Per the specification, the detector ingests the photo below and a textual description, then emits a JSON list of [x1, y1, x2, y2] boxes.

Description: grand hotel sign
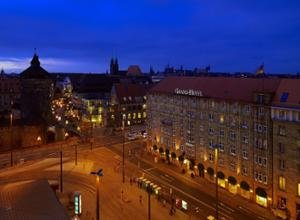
[[174, 88, 203, 97]]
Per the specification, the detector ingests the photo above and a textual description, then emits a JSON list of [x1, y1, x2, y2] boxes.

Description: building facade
[[271, 79, 300, 220], [20, 53, 54, 125], [146, 76, 298, 214], [0, 69, 20, 117], [109, 83, 147, 128]]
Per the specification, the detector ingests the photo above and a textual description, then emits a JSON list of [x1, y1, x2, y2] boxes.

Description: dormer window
[[128, 96, 132, 101], [280, 92, 289, 103], [123, 97, 126, 101], [256, 94, 265, 104]]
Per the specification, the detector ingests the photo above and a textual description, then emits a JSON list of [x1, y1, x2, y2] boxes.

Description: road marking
[[144, 167, 156, 171], [144, 170, 233, 220]]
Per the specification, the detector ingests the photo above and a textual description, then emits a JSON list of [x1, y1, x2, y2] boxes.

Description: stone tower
[[20, 53, 53, 125]]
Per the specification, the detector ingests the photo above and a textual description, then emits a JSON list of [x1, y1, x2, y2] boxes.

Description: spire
[[256, 63, 265, 75], [0, 68, 4, 75], [30, 50, 40, 67]]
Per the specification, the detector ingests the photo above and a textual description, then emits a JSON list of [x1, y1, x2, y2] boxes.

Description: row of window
[[279, 176, 300, 197]]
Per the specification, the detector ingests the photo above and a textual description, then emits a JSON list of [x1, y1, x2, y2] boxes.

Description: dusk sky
[[0, 0, 299, 73]]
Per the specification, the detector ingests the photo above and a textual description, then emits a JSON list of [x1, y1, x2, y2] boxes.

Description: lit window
[[127, 113, 131, 119], [143, 112, 146, 118], [220, 115, 224, 123], [138, 112, 141, 119], [133, 113, 136, 119], [142, 104, 146, 109], [279, 176, 286, 191], [298, 183, 300, 196]]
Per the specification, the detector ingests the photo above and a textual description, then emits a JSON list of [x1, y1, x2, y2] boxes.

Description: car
[[127, 133, 137, 140], [142, 132, 147, 138]]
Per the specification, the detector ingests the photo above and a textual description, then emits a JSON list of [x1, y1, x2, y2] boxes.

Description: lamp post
[[10, 111, 13, 167], [91, 169, 103, 220], [60, 132, 68, 193], [147, 185, 151, 220], [122, 116, 125, 183], [214, 147, 219, 220], [75, 144, 78, 165]]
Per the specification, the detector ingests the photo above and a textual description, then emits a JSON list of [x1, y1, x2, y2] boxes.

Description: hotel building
[[271, 79, 300, 219], [146, 76, 300, 219]]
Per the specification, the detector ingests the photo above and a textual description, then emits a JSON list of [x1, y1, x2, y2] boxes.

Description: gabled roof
[[20, 54, 49, 79], [272, 79, 300, 108], [150, 76, 281, 103]]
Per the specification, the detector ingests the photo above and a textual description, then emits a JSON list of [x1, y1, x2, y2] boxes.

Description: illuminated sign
[[182, 200, 188, 210], [74, 192, 82, 215], [174, 88, 203, 97]]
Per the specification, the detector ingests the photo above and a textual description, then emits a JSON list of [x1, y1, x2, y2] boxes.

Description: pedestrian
[[130, 177, 132, 185], [139, 195, 142, 204]]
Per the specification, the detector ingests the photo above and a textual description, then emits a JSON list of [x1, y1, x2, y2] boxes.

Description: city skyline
[[0, 0, 300, 73]]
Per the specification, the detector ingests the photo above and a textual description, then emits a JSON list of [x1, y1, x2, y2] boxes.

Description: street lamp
[[59, 132, 69, 193], [91, 169, 103, 220], [147, 185, 152, 220], [214, 146, 219, 220], [122, 115, 125, 183], [10, 112, 13, 167]]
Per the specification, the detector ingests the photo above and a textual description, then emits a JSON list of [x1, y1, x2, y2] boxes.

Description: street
[[0, 134, 274, 220]]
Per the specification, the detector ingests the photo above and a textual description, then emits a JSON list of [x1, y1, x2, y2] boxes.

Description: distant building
[[0, 69, 20, 118], [271, 79, 300, 220], [108, 83, 148, 128], [127, 65, 142, 76], [20, 53, 54, 125]]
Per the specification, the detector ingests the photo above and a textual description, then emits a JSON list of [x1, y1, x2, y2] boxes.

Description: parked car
[[127, 133, 137, 140]]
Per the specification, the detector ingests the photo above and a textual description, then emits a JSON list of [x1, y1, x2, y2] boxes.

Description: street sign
[[74, 192, 82, 215]]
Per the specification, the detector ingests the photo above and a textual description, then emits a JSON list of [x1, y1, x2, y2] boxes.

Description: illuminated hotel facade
[[146, 76, 300, 219]]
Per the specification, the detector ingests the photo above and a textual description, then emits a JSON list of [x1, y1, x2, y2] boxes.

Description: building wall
[[0, 74, 20, 112], [21, 78, 53, 124], [147, 92, 273, 208], [272, 108, 300, 219]]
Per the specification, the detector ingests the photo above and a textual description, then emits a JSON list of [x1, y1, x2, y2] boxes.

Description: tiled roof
[[272, 79, 300, 108], [127, 65, 142, 76], [115, 83, 147, 103], [150, 76, 281, 103], [20, 54, 49, 79], [0, 179, 68, 220]]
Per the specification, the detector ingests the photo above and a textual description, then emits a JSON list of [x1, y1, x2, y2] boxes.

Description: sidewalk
[[140, 152, 275, 220]]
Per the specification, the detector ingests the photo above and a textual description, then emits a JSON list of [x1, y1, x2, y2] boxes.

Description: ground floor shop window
[[255, 187, 267, 207]]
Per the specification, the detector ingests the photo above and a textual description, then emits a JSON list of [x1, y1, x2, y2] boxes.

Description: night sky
[[0, 0, 299, 73]]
